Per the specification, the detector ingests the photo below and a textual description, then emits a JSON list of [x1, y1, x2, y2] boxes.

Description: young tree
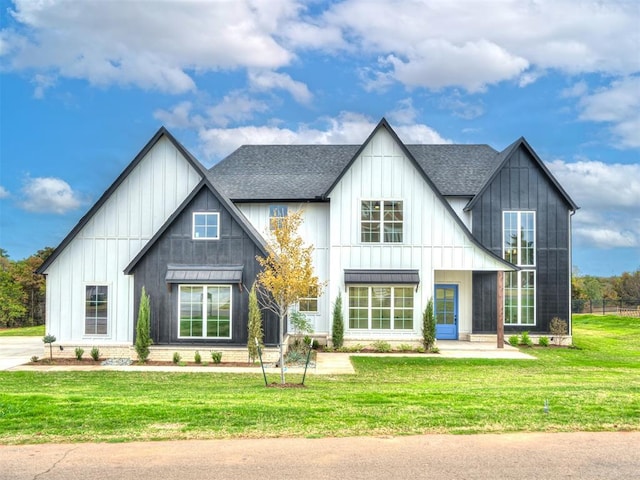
[[247, 283, 264, 363], [255, 210, 321, 384], [135, 287, 152, 362], [331, 292, 344, 348], [422, 297, 436, 351]]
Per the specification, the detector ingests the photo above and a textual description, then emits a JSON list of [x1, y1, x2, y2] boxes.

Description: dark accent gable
[[128, 187, 277, 346], [470, 144, 573, 333]]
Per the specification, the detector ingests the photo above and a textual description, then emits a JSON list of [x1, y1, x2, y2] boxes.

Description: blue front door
[[435, 284, 458, 340]]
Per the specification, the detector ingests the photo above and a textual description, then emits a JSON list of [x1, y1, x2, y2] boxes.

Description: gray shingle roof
[[209, 143, 500, 200]]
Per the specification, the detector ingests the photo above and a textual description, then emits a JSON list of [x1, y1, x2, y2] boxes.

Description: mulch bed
[[28, 358, 258, 367]]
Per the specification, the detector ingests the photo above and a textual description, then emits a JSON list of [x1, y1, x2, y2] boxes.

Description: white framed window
[[503, 211, 536, 325], [192, 212, 220, 240], [348, 286, 413, 330], [361, 200, 403, 243], [178, 285, 232, 338], [85, 285, 109, 335], [299, 285, 318, 313], [505, 271, 536, 325], [269, 205, 288, 231], [503, 211, 535, 266]]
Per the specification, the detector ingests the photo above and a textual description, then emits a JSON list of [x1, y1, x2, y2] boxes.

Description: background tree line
[[572, 267, 640, 313], [0, 247, 53, 328]]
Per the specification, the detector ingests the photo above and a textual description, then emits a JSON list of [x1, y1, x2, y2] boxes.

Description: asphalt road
[[1, 432, 639, 480], [0, 336, 43, 370]]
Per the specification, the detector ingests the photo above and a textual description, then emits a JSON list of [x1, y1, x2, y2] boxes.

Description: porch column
[[497, 271, 504, 348]]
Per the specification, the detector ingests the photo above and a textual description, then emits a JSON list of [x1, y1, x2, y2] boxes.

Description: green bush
[[398, 343, 414, 352], [520, 331, 533, 347], [332, 292, 344, 348], [74, 347, 84, 360], [194, 351, 201, 364], [247, 283, 263, 363], [135, 286, 152, 363], [372, 340, 392, 353], [172, 352, 181, 364], [90, 347, 100, 361], [43, 333, 56, 361], [508, 335, 519, 347], [211, 351, 222, 364], [30, 355, 39, 363], [538, 336, 550, 347]]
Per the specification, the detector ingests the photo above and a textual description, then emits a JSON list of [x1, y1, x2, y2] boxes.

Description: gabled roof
[[464, 137, 579, 212], [209, 125, 500, 200], [37, 127, 209, 274], [124, 175, 268, 275]]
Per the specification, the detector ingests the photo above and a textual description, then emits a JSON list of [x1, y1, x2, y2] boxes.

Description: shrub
[[247, 283, 263, 363], [135, 286, 152, 362], [90, 347, 100, 361], [415, 346, 426, 353], [372, 340, 392, 353], [538, 336, 550, 347], [422, 298, 436, 351], [74, 347, 84, 360], [550, 317, 569, 345], [520, 331, 533, 347], [43, 333, 56, 361], [430, 346, 440, 354], [211, 351, 222, 364], [194, 351, 201, 364], [508, 335, 519, 347], [172, 352, 181, 364], [312, 339, 320, 350], [332, 292, 344, 348], [398, 343, 414, 352], [290, 310, 313, 335], [30, 355, 39, 363]]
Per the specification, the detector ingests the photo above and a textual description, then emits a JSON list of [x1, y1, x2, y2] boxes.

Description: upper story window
[[269, 205, 288, 231], [361, 200, 403, 243], [193, 212, 219, 240], [85, 285, 108, 335], [503, 211, 535, 266]]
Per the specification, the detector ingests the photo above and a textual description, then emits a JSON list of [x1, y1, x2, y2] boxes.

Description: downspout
[[568, 209, 576, 337]]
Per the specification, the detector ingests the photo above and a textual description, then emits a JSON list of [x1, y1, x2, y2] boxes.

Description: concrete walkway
[[3, 339, 533, 374]]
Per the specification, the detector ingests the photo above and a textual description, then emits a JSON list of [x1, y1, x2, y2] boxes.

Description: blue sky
[[1, 0, 638, 276]]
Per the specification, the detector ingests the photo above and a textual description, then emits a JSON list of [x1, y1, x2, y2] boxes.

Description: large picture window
[[503, 211, 536, 325], [179, 285, 231, 338], [361, 200, 403, 243], [192, 212, 220, 240], [85, 285, 108, 335], [348, 286, 413, 330]]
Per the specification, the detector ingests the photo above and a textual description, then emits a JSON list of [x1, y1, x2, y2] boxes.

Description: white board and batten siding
[[328, 128, 508, 340], [237, 203, 331, 333], [43, 136, 203, 343]]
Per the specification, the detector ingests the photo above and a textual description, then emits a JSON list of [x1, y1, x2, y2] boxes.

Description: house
[[37, 118, 577, 359]]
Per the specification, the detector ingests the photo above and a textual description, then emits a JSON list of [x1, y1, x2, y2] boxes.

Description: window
[[269, 205, 288, 231], [179, 285, 231, 338], [192, 212, 219, 240], [348, 286, 413, 330], [299, 285, 318, 313], [503, 211, 536, 325], [503, 211, 535, 266], [85, 285, 108, 335], [361, 200, 403, 243]]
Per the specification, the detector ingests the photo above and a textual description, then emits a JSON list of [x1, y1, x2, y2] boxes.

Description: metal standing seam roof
[[165, 265, 243, 284], [344, 269, 420, 285], [209, 144, 500, 200]]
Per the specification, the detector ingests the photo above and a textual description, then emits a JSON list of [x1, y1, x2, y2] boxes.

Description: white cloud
[[248, 70, 312, 104], [547, 159, 640, 249], [577, 77, 640, 148], [0, 186, 9, 199], [199, 111, 449, 162], [207, 92, 270, 127], [153, 101, 201, 130], [20, 177, 83, 214]]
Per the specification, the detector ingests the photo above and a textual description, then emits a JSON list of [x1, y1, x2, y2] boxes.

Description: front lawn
[[0, 314, 638, 444], [0, 325, 45, 337]]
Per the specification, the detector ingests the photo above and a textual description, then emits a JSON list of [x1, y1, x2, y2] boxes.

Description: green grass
[[0, 325, 45, 336], [0, 314, 638, 444]]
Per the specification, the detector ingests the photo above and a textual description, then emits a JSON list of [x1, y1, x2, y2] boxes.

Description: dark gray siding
[[471, 146, 572, 333], [130, 187, 278, 346]]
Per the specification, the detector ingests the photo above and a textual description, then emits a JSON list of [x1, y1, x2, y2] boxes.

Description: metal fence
[[573, 299, 640, 316]]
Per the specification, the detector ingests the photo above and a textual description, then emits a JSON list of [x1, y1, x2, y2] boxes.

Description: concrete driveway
[[0, 336, 43, 370], [1, 432, 639, 480]]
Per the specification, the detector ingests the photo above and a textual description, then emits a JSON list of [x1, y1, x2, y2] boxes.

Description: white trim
[[192, 212, 220, 240], [177, 284, 232, 339], [502, 210, 536, 267], [83, 283, 111, 338]]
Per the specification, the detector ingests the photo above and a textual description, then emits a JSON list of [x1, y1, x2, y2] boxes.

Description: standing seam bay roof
[[209, 144, 500, 200]]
